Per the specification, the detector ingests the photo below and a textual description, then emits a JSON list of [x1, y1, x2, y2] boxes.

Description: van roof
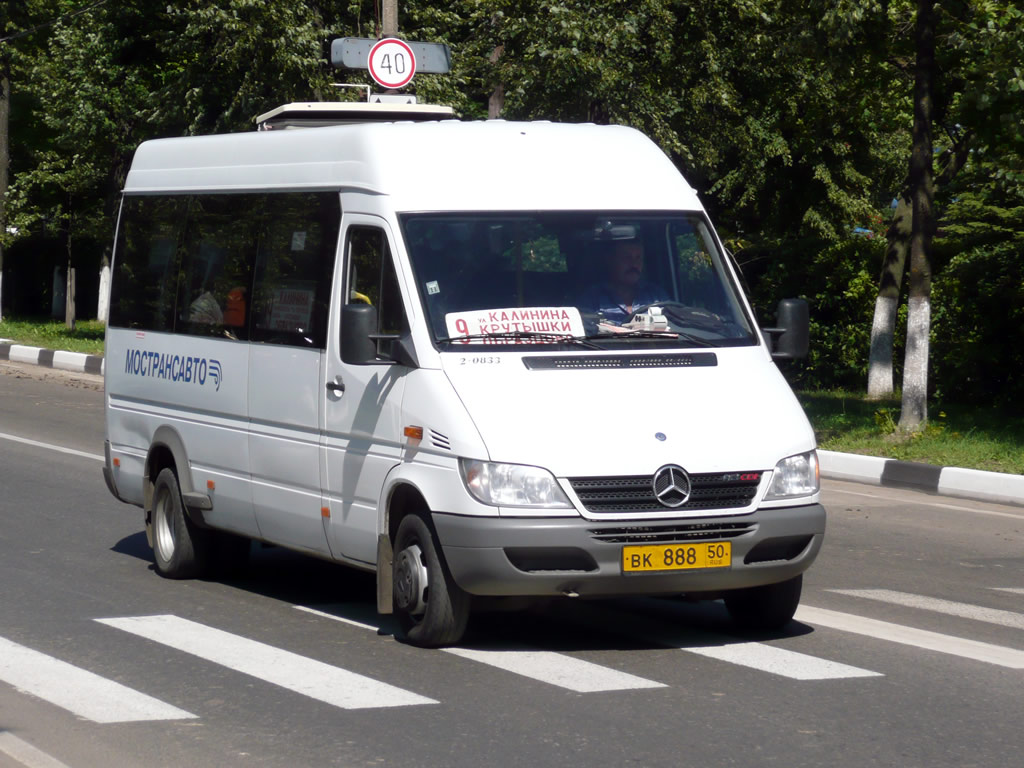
[[124, 120, 702, 213]]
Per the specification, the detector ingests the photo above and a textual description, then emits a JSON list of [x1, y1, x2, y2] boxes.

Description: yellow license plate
[[622, 541, 732, 573]]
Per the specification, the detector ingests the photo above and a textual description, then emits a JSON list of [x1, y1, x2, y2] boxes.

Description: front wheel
[[724, 574, 802, 631], [151, 467, 211, 579], [392, 513, 470, 648]]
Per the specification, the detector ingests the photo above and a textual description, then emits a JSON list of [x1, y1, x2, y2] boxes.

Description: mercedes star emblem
[[652, 464, 692, 508]]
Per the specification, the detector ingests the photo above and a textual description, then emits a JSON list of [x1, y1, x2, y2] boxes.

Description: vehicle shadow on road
[[110, 533, 815, 653], [110, 531, 152, 562]]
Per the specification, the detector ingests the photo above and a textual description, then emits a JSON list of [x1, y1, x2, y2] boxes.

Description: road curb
[[819, 449, 1024, 508], [0, 341, 105, 376]]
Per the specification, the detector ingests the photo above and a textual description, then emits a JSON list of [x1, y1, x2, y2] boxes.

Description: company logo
[[124, 349, 223, 391], [208, 359, 223, 391], [652, 464, 691, 508]]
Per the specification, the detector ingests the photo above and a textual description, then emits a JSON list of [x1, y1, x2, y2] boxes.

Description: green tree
[[865, 1, 1024, 427]]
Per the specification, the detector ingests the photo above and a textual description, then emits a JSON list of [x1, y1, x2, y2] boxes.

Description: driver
[[580, 238, 665, 324]]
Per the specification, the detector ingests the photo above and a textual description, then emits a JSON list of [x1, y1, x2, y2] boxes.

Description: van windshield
[[400, 213, 758, 350]]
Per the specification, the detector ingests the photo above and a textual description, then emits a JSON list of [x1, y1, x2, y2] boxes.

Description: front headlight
[[459, 459, 573, 508], [764, 451, 820, 500]]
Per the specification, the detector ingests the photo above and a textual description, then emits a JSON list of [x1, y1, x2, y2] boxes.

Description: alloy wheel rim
[[153, 490, 176, 563], [395, 543, 429, 617]]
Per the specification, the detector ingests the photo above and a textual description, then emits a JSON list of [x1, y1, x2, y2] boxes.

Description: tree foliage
[[1, 0, 1021, 413]]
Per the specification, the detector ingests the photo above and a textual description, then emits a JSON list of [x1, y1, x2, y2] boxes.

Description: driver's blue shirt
[[579, 282, 667, 324]]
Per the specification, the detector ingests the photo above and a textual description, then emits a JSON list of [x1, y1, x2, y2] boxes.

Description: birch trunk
[[97, 263, 111, 324], [900, 294, 931, 426], [898, 0, 936, 432], [867, 193, 912, 398]]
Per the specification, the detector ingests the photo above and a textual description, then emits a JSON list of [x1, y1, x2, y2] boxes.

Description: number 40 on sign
[[368, 38, 417, 89]]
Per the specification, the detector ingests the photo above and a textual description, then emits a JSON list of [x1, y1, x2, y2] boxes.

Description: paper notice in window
[[269, 287, 314, 331]]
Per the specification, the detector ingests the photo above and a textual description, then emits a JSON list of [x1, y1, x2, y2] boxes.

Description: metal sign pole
[[382, 0, 398, 38]]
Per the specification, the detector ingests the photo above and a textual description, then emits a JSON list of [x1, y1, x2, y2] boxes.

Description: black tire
[[724, 574, 802, 631], [151, 467, 211, 579], [392, 513, 470, 648]]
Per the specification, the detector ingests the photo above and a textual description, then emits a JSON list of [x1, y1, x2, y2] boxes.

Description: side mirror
[[341, 303, 419, 368], [341, 304, 378, 365], [762, 298, 809, 362]]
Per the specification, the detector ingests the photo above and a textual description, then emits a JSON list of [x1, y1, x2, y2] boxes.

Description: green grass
[[799, 390, 1024, 475], [0, 316, 106, 356]]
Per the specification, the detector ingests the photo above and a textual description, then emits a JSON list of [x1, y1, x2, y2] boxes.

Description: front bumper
[[433, 503, 825, 598]]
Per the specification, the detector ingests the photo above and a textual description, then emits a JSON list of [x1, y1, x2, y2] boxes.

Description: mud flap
[[376, 533, 394, 614]]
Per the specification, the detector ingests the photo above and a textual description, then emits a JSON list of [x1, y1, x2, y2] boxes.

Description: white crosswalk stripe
[[443, 647, 666, 692], [296, 605, 665, 692], [96, 615, 436, 710], [680, 641, 882, 680], [992, 587, 1024, 595], [829, 589, 1024, 630], [0, 635, 196, 723], [0, 733, 74, 768], [796, 605, 1024, 669]]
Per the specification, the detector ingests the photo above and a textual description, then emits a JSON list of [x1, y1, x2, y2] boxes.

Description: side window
[[109, 196, 187, 331], [251, 193, 340, 348], [177, 195, 259, 339], [671, 221, 721, 312], [346, 226, 408, 357]]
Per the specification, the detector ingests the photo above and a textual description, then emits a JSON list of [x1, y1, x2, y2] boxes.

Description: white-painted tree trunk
[[97, 264, 111, 324], [867, 293, 899, 398], [899, 294, 930, 429]]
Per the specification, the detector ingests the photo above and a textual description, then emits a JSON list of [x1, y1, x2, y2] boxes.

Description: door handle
[[326, 377, 345, 394]]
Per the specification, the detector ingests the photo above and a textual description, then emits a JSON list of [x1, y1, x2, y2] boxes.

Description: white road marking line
[[681, 642, 882, 680], [992, 587, 1024, 595], [796, 605, 1024, 669], [825, 487, 1024, 520], [295, 605, 379, 632], [97, 615, 436, 710], [298, 605, 666, 692], [0, 733, 73, 768], [0, 431, 103, 462], [829, 589, 1024, 631], [0, 636, 196, 724], [444, 647, 667, 692]]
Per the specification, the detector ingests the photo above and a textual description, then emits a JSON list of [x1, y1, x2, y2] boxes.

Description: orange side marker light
[[404, 425, 424, 441]]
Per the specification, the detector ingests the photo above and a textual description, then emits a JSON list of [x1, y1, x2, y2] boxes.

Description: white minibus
[[103, 107, 824, 647]]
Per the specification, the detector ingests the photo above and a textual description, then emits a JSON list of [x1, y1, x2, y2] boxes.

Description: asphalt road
[[1, 360, 1022, 768]]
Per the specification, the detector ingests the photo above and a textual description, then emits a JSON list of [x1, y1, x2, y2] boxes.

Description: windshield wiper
[[438, 331, 602, 349], [579, 329, 719, 348]]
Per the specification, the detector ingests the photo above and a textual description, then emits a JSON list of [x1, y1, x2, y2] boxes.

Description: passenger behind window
[[222, 287, 247, 326], [188, 290, 223, 324]]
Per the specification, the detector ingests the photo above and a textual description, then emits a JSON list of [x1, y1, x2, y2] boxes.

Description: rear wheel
[[393, 513, 470, 647], [151, 467, 211, 579], [724, 574, 802, 631]]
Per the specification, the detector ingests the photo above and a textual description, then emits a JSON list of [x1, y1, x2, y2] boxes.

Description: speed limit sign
[[368, 38, 417, 89]]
